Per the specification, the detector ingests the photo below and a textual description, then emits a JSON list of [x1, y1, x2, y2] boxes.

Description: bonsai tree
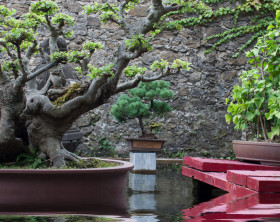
[[110, 80, 174, 138], [225, 11, 280, 142], [0, 0, 279, 167]]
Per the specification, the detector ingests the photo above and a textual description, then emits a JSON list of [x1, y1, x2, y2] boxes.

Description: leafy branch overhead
[[124, 59, 190, 78]]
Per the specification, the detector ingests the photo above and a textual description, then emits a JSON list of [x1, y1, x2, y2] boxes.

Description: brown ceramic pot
[[0, 159, 133, 215], [233, 140, 280, 166], [126, 138, 166, 152]]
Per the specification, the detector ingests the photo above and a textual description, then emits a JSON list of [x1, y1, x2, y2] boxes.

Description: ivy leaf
[[267, 127, 280, 140], [246, 112, 255, 121], [254, 97, 264, 109], [276, 10, 280, 21], [225, 114, 232, 124]]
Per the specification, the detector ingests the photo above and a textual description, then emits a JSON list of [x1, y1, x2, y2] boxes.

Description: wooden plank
[[183, 157, 280, 172], [227, 170, 280, 186], [247, 176, 280, 192], [182, 166, 256, 196]]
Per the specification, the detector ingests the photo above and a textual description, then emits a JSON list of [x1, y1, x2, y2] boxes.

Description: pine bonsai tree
[[111, 80, 174, 137]]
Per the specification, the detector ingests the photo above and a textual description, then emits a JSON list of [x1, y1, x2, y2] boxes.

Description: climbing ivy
[[158, 0, 280, 57]]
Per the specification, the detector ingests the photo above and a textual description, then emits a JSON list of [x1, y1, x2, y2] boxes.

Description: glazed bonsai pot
[[0, 159, 133, 215], [233, 140, 280, 166], [126, 138, 166, 152]]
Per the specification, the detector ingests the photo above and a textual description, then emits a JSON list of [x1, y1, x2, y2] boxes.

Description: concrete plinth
[[130, 152, 156, 172]]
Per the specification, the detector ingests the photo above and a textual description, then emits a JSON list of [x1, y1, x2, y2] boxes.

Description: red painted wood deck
[[182, 157, 280, 221], [183, 157, 280, 193]]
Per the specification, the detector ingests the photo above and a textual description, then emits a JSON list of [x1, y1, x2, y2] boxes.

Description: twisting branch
[[26, 62, 57, 81], [129, 0, 165, 35], [42, 73, 112, 119], [25, 41, 38, 60], [15, 44, 30, 81], [164, 4, 184, 13], [45, 14, 56, 33], [118, 0, 130, 29], [124, 47, 148, 60], [113, 67, 180, 94], [107, 3, 117, 14]]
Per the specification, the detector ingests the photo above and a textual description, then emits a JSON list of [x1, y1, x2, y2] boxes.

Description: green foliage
[[151, 59, 191, 72], [15, 147, 45, 169], [23, 12, 46, 29], [50, 51, 68, 63], [30, 1, 74, 37], [111, 80, 174, 135], [149, 121, 163, 133], [83, 41, 103, 53], [5, 28, 35, 46], [74, 67, 82, 75], [226, 11, 280, 141], [2, 60, 20, 74], [87, 63, 114, 79], [130, 80, 174, 100], [83, 3, 120, 24], [0, 5, 15, 18], [51, 13, 75, 26], [111, 94, 150, 122], [123, 65, 147, 77], [64, 158, 117, 169], [30, 0, 59, 16], [95, 137, 117, 157], [126, 34, 153, 51], [68, 51, 86, 63], [151, 59, 169, 71], [172, 59, 191, 70], [158, 0, 280, 57]]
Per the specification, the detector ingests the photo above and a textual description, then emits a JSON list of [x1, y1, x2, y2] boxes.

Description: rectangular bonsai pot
[[126, 138, 166, 152]]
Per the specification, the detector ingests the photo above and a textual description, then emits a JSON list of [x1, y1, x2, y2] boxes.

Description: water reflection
[[127, 162, 195, 222], [182, 191, 280, 221], [0, 215, 120, 222], [0, 162, 196, 221]]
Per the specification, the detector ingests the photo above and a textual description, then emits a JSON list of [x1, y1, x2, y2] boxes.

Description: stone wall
[[2, 0, 251, 158]]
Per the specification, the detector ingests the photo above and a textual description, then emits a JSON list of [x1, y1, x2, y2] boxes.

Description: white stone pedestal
[[130, 152, 156, 172]]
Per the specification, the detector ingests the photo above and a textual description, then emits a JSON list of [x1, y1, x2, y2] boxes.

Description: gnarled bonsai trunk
[[26, 116, 80, 167]]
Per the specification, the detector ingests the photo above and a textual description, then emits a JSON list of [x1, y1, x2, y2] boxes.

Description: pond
[[126, 162, 195, 222], [0, 161, 223, 222]]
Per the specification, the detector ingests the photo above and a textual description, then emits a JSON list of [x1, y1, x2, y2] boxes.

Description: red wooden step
[[182, 166, 256, 196], [227, 170, 280, 186], [247, 176, 280, 192], [183, 157, 280, 172]]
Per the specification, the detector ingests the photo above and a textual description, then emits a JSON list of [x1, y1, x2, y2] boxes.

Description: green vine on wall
[[85, 0, 280, 57], [158, 0, 280, 57]]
